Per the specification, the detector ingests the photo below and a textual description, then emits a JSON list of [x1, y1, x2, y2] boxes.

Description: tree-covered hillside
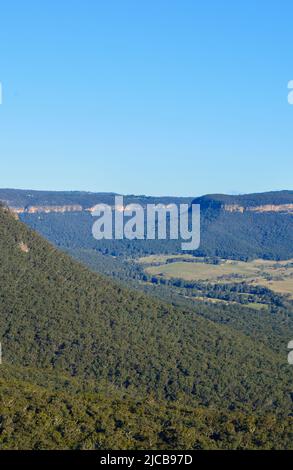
[[0, 206, 292, 449], [1, 364, 292, 450], [192, 191, 293, 208], [10, 189, 293, 260], [196, 210, 293, 260]]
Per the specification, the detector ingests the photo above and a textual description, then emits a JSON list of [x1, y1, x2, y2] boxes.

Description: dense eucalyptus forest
[[0, 204, 292, 449]]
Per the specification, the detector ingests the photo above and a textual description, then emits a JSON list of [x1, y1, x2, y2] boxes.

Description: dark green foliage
[[21, 211, 183, 256], [0, 206, 293, 449], [12, 190, 293, 260], [196, 211, 293, 260], [1, 364, 292, 450], [63, 248, 293, 358]]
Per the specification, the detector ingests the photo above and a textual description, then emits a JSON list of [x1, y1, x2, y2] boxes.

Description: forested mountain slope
[[0, 206, 292, 448], [2, 189, 292, 259], [0, 206, 292, 410], [193, 193, 293, 259], [1, 364, 292, 450]]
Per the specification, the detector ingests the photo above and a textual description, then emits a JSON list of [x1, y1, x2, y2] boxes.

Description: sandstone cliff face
[[11, 204, 133, 214], [85, 204, 125, 213], [224, 204, 293, 214], [249, 204, 293, 213], [8, 203, 293, 215], [10, 208, 24, 215], [19, 242, 29, 253], [10, 205, 83, 214], [224, 204, 245, 213]]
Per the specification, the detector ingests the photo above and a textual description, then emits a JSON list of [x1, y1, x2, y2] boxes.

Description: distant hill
[[1, 188, 292, 212], [193, 191, 293, 209], [1, 189, 293, 260], [192, 191, 293, 260], [0, 188, 193, 211]]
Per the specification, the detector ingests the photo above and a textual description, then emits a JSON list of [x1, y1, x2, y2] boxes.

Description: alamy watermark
[[288, 340, 293, 365], [91, 196, 200, 251], [288, 80, 293, 104]]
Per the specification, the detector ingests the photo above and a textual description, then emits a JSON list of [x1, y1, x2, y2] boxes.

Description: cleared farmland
[[141, 256, 293, 299]]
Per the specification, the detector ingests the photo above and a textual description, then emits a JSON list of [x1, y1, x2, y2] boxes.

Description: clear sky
[[0, 0, 292, 196]]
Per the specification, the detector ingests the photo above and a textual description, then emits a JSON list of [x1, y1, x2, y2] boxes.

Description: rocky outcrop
[[224, 205, 245, 213], [249, 204, 293, 213], [8, 202, 293, 216], [10, 205, 83, 214], [85, 204, 125, 213], [224, 204, 293, 214], [19, 242, 29, 253], [11, 204, 134, 214]]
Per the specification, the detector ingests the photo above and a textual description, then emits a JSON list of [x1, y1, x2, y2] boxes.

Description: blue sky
[[0, 0, 292, 196]]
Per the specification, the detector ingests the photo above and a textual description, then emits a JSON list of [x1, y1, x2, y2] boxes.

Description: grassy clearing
[[141, 256, 293, 299], [146, 260, 258, 280], [191, 296, 268, 310], [137, 254, 198, 264]]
